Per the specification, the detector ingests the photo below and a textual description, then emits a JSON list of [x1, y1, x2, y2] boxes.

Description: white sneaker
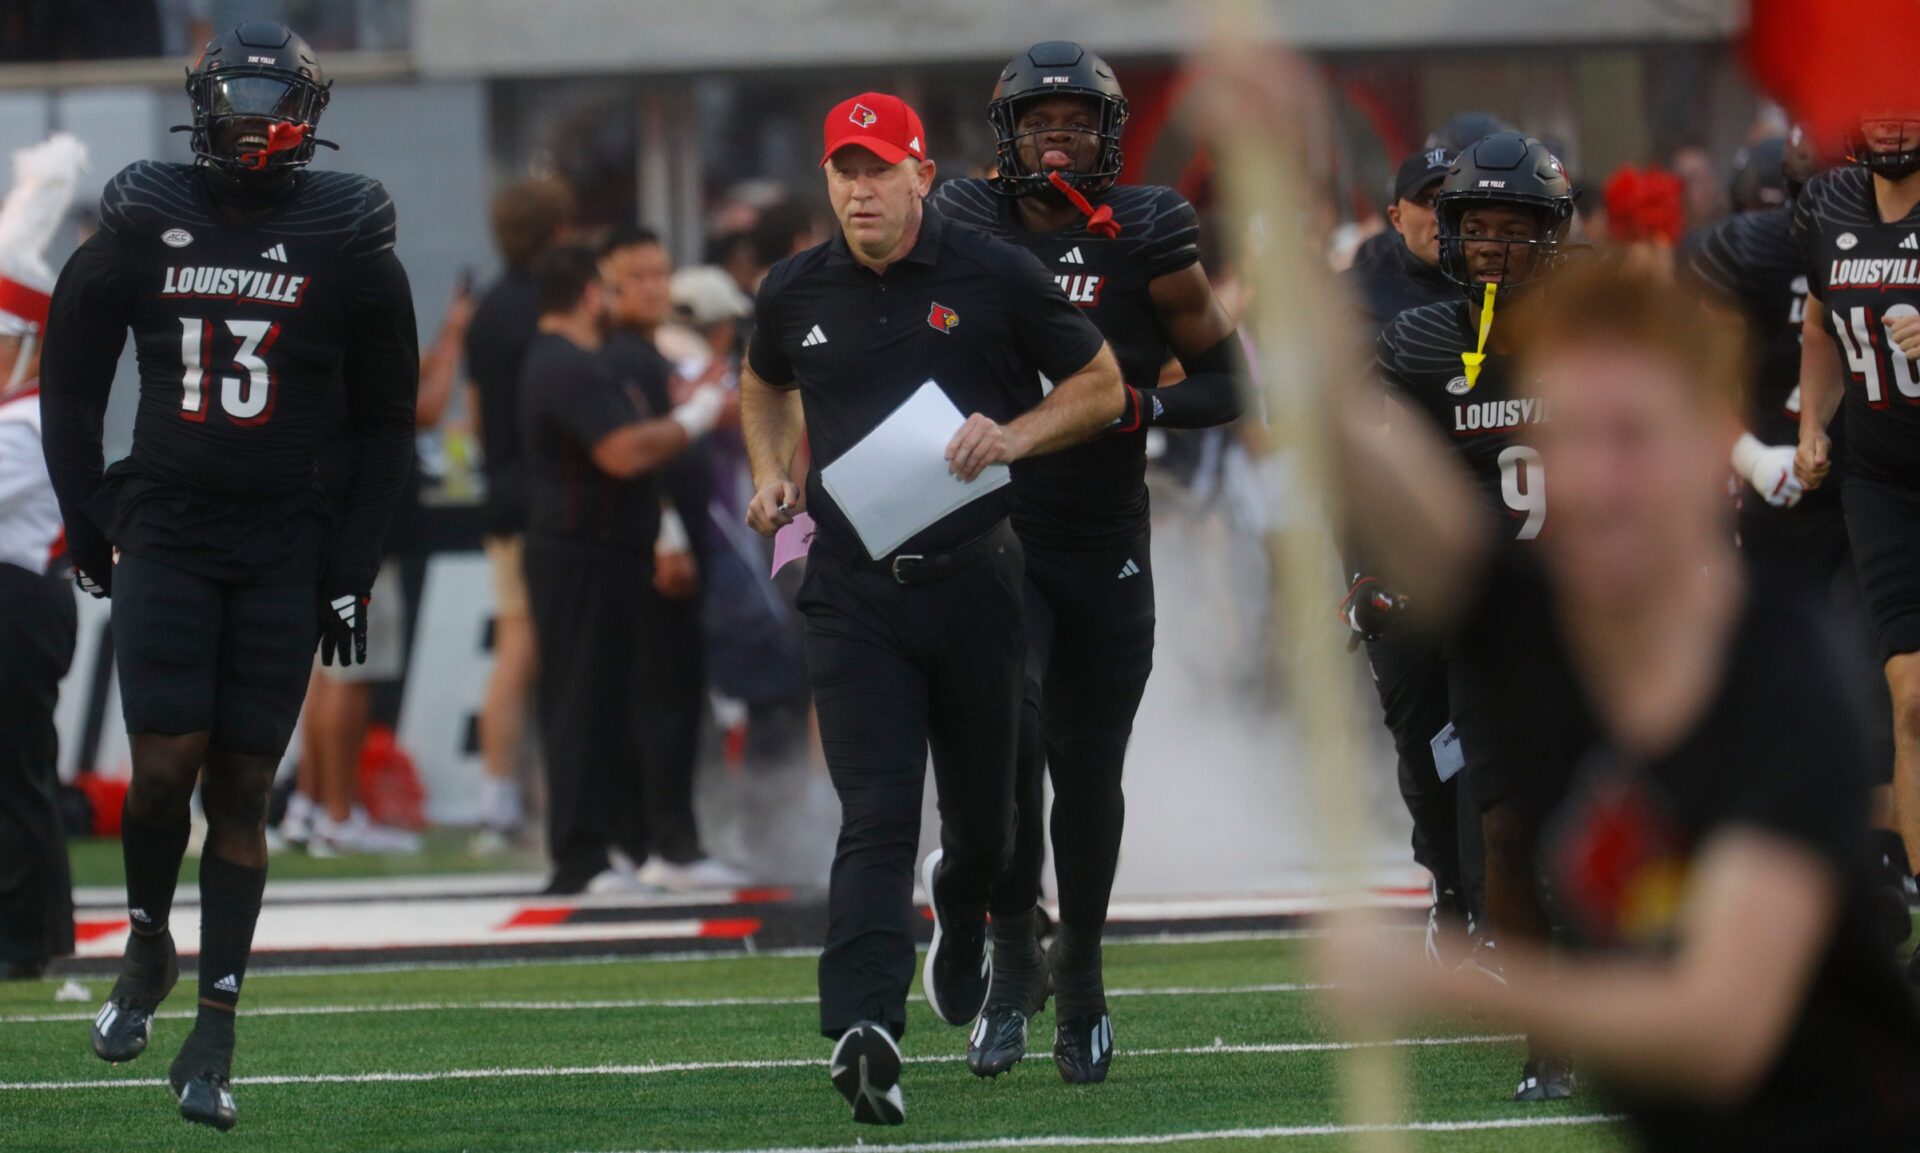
[[468, 826, 521, 856], [635, 856, 755, 892], [584, 867, 655, 895], [311, 810, 422, 855], [281, 792, 316, 847]]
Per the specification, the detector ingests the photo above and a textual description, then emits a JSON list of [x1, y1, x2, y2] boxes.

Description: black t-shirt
[[1463, 551, 1920, 1152], [746, 205, 1106, 556], [930, 177, 1199, 548], [602, 329, 712, 564], [466, 267, 540, 535], [517, 333, 658, 553], [1340, 233, 1457, 343], [39, 160, 418, 590], [1793, 166, 1920, 487]]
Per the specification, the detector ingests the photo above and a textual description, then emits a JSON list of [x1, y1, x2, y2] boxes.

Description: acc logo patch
[[1445, 374, 1473, 396], [162, 228, 193, 248], [849, 104, 877, 129], [1837, 232, 1859, 251], [927, 302, 959, 333], [1790, 274, 1809, 294]]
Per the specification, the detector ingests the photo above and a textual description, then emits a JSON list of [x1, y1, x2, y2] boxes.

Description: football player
[[1793, 110, 1920, 977], [38, 21, 417, 1129], [1372, 132, 1583, 1101], [931, 41, 1247, 1083]]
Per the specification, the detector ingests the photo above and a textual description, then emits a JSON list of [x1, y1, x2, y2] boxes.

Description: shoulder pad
[[930, 178, 1006, 233], [97, 161, 212, 237], [1110, 185, 1200, 278], [267, 171, 396, 256]]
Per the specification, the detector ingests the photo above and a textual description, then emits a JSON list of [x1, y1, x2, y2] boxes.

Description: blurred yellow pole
[[1198, 3, 1409, 1150]]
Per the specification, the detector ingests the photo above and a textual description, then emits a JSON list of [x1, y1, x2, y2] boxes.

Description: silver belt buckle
[[890, 553, 924, 583]]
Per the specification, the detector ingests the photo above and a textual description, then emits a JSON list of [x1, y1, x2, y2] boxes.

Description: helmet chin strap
[[1046, 170, 1121, 238]]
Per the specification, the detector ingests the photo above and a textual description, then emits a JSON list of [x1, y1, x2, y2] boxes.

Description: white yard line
[[628, 1114, 1624, 1153], [0, 1034, 1523, 1091], [0, 982, 1332, 1025]]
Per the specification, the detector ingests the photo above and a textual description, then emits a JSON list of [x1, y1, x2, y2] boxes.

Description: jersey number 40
[[179, 316, 279, 425], [1831, 303, 1920, 408]]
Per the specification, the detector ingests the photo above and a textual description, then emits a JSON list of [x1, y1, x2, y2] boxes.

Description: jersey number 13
[[179, 317, 280, 425]]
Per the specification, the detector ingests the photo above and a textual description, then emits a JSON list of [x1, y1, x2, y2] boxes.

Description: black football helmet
[[181, 21, 333, 184], [987, 41, 1128, 198], [1728, 137, 1789, 212], [1426, 111, 1516, 155], [1435, 133, 1575, 295], [1846, 115, 1920, 180]]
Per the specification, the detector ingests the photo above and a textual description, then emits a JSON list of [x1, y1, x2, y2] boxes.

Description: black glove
[[71, 542, 112, 599], [317, 589, 369, 667], [1340, 574, 1408, 648]]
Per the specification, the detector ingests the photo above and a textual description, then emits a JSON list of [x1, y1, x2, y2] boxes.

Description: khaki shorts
[[484, 533, 530, 619]]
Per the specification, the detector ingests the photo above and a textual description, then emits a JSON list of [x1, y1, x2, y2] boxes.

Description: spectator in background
[[599, 229, 748, 889], [466, 176, 573, 853], [517, 245, 727, 895], [1670, 141, 1728, 232]]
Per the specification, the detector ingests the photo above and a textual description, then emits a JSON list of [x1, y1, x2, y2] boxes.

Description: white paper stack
[[819, 380, 1011, 560]]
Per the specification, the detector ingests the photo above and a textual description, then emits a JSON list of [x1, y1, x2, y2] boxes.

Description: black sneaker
[[170, 1023, 238, 1131], [967, 945, 1051, 1078], [91, 929, 179, 1064], [829, 1020, 905, 1125], [1053, 1013, 1114, 1084], [920, 851, 990, 1026], [1513, 1055, 1576, 1101]]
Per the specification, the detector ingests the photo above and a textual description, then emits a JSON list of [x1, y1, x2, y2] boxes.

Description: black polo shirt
[[746, 204, 1105, 555], [517, 332, 660, 555]]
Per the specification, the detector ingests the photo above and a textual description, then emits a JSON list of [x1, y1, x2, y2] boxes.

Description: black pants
[[612, 586, 705, 866], [525, 538, 695, 883], [0, 563, 77, 971], [989, 531, 1155, 933], [1363, 631, 1461, 895], [801, 526, 1025, 1040]]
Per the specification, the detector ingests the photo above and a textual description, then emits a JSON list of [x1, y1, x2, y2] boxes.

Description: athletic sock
[[196, 852, 267, 1012], [120, 799, 191, 936], [986, 908, 1046, 1010], [1051, 922, 1107, 1021], [170, 1006, 235, 1089]]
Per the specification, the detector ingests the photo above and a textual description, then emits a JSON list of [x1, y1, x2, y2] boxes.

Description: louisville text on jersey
[[1453, 396, 1550, 435], [1826, 258, 1920, 290], [161, 265, 309, 307], [1054, 273, 1103, 307]]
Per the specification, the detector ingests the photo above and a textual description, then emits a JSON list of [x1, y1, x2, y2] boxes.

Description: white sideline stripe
[[630, 1114, 1624, 1153], [0, 1034, 1523, 1091], [0, 983, 1331, 1024]]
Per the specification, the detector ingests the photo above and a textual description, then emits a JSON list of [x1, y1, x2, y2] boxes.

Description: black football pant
[[989, 531, 1155, 937], [801, 527, 1024, 1041], [526, 538, 695, 885], [1362, 631, 1463, 897], [611, 586, 705, 866], [0, 563, 77, 972]]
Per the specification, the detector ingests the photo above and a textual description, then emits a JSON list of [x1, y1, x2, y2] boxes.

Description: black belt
[[814, 521, 1014, 586]]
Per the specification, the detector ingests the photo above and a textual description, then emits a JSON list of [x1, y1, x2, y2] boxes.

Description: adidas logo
[[1118, 558, 1141, 579], [1088, 1016, 1112, 1064], [1058, 246, 1086, 265], [128, 907, 150, 923], [802, 324, 828, 347], [214, 973, 240, 994], [260, 243, 288, 263], [1904, 234, 1919, 251]]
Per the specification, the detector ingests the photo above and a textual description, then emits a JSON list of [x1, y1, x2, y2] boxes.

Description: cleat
[[174, 1071, 238, 1131], [170, 1021, 237, 1130], [1053, 1013, 1114, 1084], [1513, 1055, 1576, 1102], [90, 930, 179, 1064], [968, 944, 1050, 1078], [829, 1020, 905, 1125], [920, 851, 990, 1026]]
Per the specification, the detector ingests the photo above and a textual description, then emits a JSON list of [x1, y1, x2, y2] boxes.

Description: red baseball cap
[[821, 92, 927, 167]]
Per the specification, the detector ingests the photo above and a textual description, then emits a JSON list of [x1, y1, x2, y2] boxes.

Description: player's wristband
[[657, 506, 690, 553], [671, 384, 726, 439]]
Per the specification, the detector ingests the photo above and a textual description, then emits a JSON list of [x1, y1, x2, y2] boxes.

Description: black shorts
[[1841, 473, 1920, 660], [111, 551, 315, 756]]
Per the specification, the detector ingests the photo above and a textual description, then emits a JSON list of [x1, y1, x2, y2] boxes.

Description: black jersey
[[1793, 166, 1920, 487], [931, 177, 1199, 548], [1376, 299, 1547, 542], [40, 161, 418, 590]]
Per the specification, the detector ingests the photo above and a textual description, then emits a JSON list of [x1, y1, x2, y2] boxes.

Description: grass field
[[64, 830, 548, 889], [0, 936, 1631, 1152]]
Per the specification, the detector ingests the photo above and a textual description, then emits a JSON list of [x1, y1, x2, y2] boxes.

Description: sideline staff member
[[741, 92, 1121, 1126]]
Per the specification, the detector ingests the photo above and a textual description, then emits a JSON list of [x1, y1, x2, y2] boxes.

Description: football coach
[[740, 91, 1122, 1125]]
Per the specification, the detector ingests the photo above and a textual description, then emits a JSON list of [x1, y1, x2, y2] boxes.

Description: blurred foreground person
[[1333, 263, 1920, 1152], [0, 134, 86, 980]]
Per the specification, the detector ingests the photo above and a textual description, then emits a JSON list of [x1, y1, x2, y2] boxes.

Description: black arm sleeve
[[1150, 331, 1248, 429], [39, 228, 131, 577], [329, 234, 419, 596]]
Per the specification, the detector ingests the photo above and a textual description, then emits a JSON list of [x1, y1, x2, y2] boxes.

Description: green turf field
[[64, 830, 546, 888], [0, 936, 1630, 1152]]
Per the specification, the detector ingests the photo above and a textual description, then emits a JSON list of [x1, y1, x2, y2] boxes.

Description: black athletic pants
[[1362, 631, 1461, 896], [989, 530, 1155, 935], [525, 537, 695, 885], [0, 563, 77, 972], [612, 586, 705, 866], [801, 526, 1025, 1041]]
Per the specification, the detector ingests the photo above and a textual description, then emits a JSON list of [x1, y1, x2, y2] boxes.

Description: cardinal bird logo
[[850, 104, 877, 129], [927, 302, 959, 333]]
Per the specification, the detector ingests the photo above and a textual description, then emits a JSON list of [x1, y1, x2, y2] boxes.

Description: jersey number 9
[[179, 316, 280, 425], [1499, 445, 1546, 540]]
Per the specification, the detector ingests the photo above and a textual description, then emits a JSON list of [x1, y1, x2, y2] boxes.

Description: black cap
[[1393, 146, 1453, 203]]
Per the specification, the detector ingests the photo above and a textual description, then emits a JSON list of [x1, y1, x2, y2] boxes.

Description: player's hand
[[1339, 574, 1408, 646], [71, 543, 112, 599], [1888, 312, 1920, 362], [317, 590, 369, 667], [746, 478, 799, 537], [654, 547, 699, 600], [1794, 428, 1832, 490], [1743, 444, 1804, 508], [946, 413, 1020, 482]]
